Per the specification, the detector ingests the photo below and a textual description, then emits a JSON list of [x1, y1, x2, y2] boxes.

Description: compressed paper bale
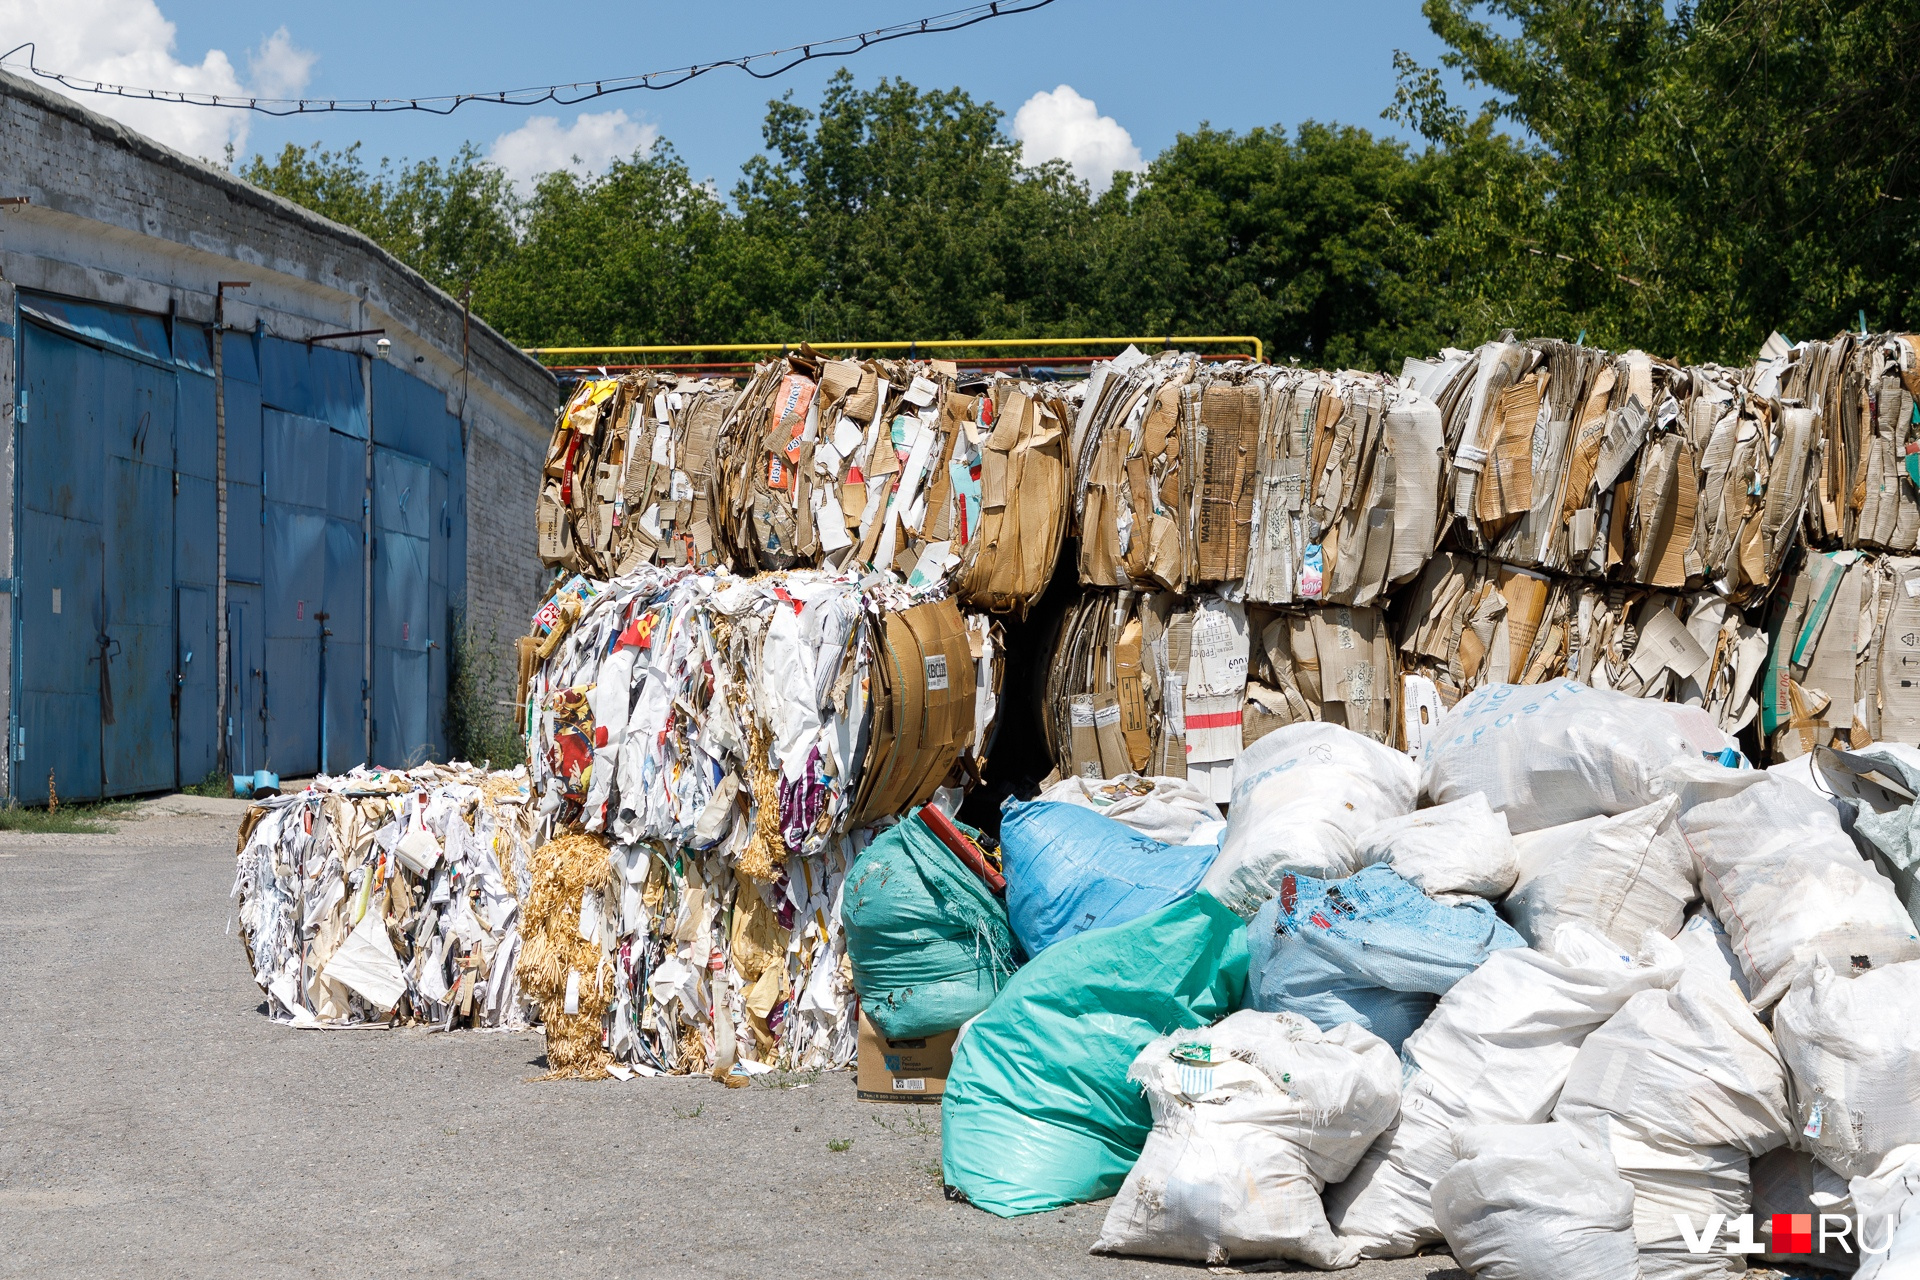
[[1349, 792, 1519, 900], [1421, 680, 1694, 833], [517, 830, 618, 1078], [1325, 924, 1683, 1259], [1093, 1011, 1402, 1269], [1774, 957, 1920, 1179], [1503, 795, 1697, 951], [1000, 800, 1216, 957], [1432, 1122, 1645, 1280], [1247, 864, 1524, 1051], [1201, 721, 1418, 917], [939, 892, 1248, 1217], [840, 815, 1015, 1039], [1679, 773, 1920, 1010]]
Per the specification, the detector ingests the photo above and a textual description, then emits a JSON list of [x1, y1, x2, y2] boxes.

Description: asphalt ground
[[0, 797, 1467, 1280]]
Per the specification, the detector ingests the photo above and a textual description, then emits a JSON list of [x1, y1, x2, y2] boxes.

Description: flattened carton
[[856, 1013, 957, 1104]]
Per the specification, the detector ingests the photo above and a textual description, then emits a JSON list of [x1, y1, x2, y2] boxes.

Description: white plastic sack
[[1555, 911, 1791, 1280], [1432, 1122, 1644, 1280], [1202, 722, 1417, 917], [1577, 1123, 1749, 1280], [1035, 773, 1222, 846], [1679, 774, 1920, 1009], [1325, 924, 1683, 1258], [1853, 1145, 1920, 1280], [1774, 958, 1920, 1178], [1556, 927, 1789, 1155], [1350, 793, 1518, 901], [1093, 1010, 1402, 1268], [1504, 795, 1697, 951], [1421, 680, 1693, 833]]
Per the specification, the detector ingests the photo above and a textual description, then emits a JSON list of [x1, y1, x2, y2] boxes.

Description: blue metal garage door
[[13, 304, 467, 798], [16, 316, 178, 799]]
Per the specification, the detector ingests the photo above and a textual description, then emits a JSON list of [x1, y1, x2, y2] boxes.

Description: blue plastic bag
[[940, 890, 1248, 1217], [1000, 799, 1217, 958], [1248, 863, 1524, 1050]]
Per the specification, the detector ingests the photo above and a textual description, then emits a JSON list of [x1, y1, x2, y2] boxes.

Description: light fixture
[[376, 337, 392, 360]]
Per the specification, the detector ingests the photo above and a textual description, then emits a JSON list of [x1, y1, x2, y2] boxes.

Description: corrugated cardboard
[[850, 598, 977, 826], [856, 1013, 955, 1103]]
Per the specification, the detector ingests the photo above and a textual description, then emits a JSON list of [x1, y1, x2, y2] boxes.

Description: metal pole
[[212, 281, 249, 774], [315, 611, 330, 773], [362, 354, 375, 766]]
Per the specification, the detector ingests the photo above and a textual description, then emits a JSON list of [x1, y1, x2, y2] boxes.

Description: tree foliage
[[244, 3, 1920, 370]]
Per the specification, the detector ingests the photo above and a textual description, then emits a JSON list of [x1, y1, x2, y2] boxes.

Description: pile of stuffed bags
[[895, 682, 1920, 1278]]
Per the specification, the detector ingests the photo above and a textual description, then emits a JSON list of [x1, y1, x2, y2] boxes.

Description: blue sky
[[3, 0, 1478, 193]]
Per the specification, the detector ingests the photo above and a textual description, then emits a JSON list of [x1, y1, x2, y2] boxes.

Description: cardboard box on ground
[[856, 1013, 957, 1103]]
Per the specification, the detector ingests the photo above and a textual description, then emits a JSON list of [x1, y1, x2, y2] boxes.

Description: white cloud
[[487, 110, 659, 195], [0, 0, 315, 160], [1012, 84, 1142, 194], [246, 26, 315, 101]]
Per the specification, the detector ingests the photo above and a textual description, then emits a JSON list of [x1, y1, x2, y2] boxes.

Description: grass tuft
[[0, 800, 137, 834]]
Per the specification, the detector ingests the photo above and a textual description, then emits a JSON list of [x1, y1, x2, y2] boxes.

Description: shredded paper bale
[[520, 564, 1002, 1077], [231, 763, 539, 1030]]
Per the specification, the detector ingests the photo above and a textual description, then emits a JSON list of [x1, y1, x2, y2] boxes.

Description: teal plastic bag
[[939, 890, 1249, 1216], [841, 813, 1016, 1039]]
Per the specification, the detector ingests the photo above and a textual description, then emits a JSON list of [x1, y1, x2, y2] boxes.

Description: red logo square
[[1773, 1213, 1813, 1254]]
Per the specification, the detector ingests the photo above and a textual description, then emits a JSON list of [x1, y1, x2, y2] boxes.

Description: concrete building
[[0, 69, 557, 801]]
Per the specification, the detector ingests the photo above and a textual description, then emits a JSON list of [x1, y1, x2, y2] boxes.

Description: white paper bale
[[1325, 924, 1683, 1258], [1554, 912, 1792, 1279], [1035, 773, 1223, 846], [1503, 795, 1697, 952], [1093, 1010, 1402, 1269], [1421, 680, 1694, 833], [1774, 958, 1920, 1179], [1432, 1122, 1645, 1280], [1202, 722, 1418, 916], [1852, 1145, 1920, 1280], [1350, 793, 1519, 901], [1679, 774, 1920, 1010]]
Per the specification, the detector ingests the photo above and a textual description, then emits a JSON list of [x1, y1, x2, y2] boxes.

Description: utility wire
[[0, 0, 1056, 116]]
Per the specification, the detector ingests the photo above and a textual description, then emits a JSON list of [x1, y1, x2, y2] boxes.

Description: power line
[[0, 0, 1057, 117]]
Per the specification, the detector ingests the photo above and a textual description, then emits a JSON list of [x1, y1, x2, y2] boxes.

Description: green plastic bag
[[840, 813, 1016, 1040], [939, 890, 1249, 1217]]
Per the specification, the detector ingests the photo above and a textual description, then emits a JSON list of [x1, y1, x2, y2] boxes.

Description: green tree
[[473, 144, 744, 349], [1409, 0, 1920, 362], [1093, 122, 1453, 370], [241, 142, 516, 296], [732, 71, 1103, 345]]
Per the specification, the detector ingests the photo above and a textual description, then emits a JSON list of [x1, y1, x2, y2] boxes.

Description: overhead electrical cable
[[0, 0, 1056, 116]]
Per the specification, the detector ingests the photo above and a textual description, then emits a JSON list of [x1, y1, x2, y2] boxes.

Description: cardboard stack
[[535, 352, 1078, 617], [538, 373, 739, 576]]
